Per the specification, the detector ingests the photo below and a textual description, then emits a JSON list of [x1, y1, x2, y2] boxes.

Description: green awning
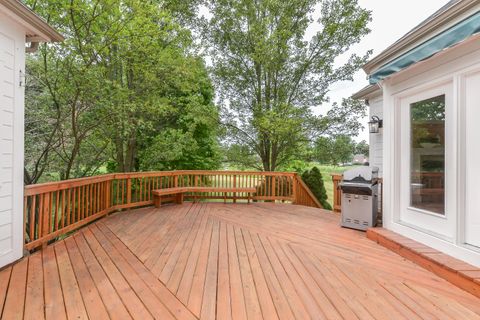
[[370, 12, 480, 84]]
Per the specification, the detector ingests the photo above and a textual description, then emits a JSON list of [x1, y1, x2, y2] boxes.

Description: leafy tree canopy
[[355, 140, 369, 157], [24, 0, 220, 183], [313, 134, 357, 166], [204, 0, 371, 171]]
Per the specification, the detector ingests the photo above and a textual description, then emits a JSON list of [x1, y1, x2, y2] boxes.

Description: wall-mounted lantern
[[368, 116, 383, 134]]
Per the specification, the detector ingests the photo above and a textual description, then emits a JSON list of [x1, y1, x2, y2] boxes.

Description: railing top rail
[[24, 170, 297, 195], [113, 170, 296, 178], [24, 174, 115, 195]]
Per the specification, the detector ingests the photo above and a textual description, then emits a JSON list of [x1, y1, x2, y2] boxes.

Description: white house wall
[[368, 95, 383, 177], [382, 35, 480, 267], [0, 11, 25, 268]]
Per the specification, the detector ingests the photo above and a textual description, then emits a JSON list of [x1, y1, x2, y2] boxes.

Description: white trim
[[0, 4, 50, 41], [388, 221, 480, 267], [381, 41, 480, 267], [396, 82, 454, 239]]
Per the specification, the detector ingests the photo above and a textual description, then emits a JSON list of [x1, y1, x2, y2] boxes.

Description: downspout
[[25, 41, 39, 53]]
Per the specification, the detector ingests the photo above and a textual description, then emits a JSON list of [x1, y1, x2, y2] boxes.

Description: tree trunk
[[114, 134, 125, 172]]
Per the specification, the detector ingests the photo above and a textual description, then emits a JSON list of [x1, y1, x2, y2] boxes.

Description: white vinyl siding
[[0, 30, 15, 257], [368, 95, 383, 177], [0, 12, 25, 268]]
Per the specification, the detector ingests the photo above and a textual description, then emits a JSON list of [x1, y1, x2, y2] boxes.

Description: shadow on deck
[[2, 202, 480, 319]]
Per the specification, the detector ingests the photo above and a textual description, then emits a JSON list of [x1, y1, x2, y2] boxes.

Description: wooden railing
[[24, 170, 321, 250], [332, 174, 343, 212], [331, 173, 383, 213]]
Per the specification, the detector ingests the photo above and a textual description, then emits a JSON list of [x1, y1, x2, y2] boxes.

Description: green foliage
[[279, 160, 311, 174], [354, 140, 369, 157], [411, 95, 445, 121], [313, 135, 357, 166], [206, 0, 371, 171], [24, 0, 220, 183], [301, 167, 332, 210]]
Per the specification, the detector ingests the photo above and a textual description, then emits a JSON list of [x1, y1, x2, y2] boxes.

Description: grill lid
[[342, 166, 379, 183]]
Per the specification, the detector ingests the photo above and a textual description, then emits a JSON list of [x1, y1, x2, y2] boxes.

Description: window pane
[[410, 95, 445, 215]]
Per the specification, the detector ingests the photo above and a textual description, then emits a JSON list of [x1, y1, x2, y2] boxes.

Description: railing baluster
[[29, 196, 36, 241]]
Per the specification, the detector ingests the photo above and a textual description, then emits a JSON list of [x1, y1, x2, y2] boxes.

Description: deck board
[[0, 266, 12, 317], [3, 257, 28, 320], [24, 253, 45, 320], [2, 202, 480, 319]]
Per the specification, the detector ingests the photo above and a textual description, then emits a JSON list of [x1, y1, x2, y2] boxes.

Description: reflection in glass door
[[410, 95, 445, 215]]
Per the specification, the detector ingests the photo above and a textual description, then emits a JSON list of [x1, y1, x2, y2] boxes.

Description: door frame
[[459, 68, 480, 249], [392, 80, 457, 241]]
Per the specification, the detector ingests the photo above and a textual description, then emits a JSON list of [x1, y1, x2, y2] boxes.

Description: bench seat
[[152, 187, 257, 208]]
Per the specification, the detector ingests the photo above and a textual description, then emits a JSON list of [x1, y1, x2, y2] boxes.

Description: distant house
[[353, 0, 480, 266], [0, 0, 62, 267], [352, 154, 368, 165]]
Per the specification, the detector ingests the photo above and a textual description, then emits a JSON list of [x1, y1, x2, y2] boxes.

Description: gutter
[[25, 41, 38, 53], [369, 10, 480, 84], [0, 0, 64, 45], [363, 0, 479, 75], [351, 84, 382, 101]]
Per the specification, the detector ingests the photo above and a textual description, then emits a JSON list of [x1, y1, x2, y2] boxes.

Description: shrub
[[301, 167, 332, 210]]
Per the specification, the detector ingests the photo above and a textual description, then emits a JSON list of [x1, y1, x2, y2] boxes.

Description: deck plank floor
[[1, 202, 480, 319]]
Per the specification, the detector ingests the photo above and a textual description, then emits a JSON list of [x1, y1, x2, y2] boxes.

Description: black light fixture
[[368, 116, 383, 134]]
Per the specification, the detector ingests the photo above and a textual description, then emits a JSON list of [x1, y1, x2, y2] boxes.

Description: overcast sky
[[320, 0, 451, 142]]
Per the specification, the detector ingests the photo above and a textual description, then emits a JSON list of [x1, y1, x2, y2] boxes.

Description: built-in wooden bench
[[152, 187, 257, 208], [367, 227, 480, 298]]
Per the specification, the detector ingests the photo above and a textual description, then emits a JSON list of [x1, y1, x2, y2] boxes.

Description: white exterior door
[[464, 71, 480, 248], [0, 15, 24, 267], [398, 83, 456, 239]]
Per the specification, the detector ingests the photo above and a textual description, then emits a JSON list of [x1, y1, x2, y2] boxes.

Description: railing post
[[332, 174, 342, 213], [126, 178, 132, 204], [174, 175, 179, 188], [292, 175, 297, 204]]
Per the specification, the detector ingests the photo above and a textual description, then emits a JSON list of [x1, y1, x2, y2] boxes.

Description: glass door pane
[[410, 95, 445, 215]]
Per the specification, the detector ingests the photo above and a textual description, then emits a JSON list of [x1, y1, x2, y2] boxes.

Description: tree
[[313, 136, 334, 164], [314, 134, 356, 165], [332, 135, 356, 165], [301, 167, 332, 210], [24, 0, 220, 183], [355, 140, 369, 157], [205, 0, 371, 171]]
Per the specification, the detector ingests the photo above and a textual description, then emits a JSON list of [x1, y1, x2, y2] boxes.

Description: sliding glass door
[[399, 83, 455, 238]]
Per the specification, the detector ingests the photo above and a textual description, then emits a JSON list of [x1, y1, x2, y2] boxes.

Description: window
[[410, 95, 445, 215]]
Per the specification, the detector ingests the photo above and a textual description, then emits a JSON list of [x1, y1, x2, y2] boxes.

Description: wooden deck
[[2, 203, 480, 319]]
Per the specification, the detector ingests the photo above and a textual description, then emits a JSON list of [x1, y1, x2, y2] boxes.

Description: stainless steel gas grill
[[339, 166, 379, 231]]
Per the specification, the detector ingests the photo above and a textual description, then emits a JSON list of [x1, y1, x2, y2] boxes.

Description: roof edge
[[0, 0, 64, 42], [351, 84, 382, 100], [363, 0, 478, 75]]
